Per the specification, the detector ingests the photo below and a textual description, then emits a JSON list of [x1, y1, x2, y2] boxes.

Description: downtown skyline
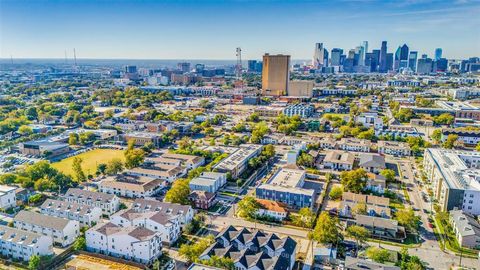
[[1, 0, 480, 60]]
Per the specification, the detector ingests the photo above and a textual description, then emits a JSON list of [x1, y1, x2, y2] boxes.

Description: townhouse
[[358, 153, 386, 174], [0, 225, 53, 262], [64, 188, 120, 216], [99, 174, 163, 198], [200, 226, 297, 270], [449, 210, 480, 249], [377, 140, 411, 157], [322, 150, 355, 171], [348, 215, 406, 242], [255, 199, 288, 221], [0, 185, 17, 209], [40, 199, 102, 227], [111, 209, 181, 245], [189, 172, 227, 193], [14, 211, 79, 247], [339, 192, 391, 218], [214, 144, 263, 178], [338, 138, 372, 153], [130, 199, 194, 229], [86, 222, 162, 264]]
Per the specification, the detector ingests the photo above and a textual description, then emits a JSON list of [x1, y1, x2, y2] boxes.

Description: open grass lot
[[52, 149, 125, 177]]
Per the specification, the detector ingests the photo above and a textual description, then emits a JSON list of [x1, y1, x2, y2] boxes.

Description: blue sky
[[1, 0, 479, 60]]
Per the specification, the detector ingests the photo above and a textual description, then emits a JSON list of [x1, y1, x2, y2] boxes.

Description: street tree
[[346, 225, 370, 247], [340, 168, 367, 193], [72, 157, 86, 182], [311, 212, 342, 244]]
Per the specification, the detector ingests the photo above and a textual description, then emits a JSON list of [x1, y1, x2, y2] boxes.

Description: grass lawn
[[434, 216, 479, 258], [52, 149, 125, 177]]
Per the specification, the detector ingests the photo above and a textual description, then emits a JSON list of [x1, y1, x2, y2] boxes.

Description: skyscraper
[[330, 48, 343, 66], [417, 56, 433, 74], [313, 43, 328, 69], [394, 44, 409, 70], [362, 41, 368, 65], [408, 51, 418, 72], [247, 60, 257, 72], [386, 53, 394, 71], [435, 48, 443, 61], [355, 46, 364, 67], [177, 62, 190, 73], [379, 41, 388, 73], [262, 54, 290, 96]]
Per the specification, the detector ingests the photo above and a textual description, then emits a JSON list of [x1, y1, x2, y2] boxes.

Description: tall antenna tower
[[235, 47, 242, 79], [73, 48, 77, 66]]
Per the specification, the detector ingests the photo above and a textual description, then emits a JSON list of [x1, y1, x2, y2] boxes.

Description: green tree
[[28, 255, 41, 270], [346, 225, 370, 247], [395, 208, 420, 232], [250, 121, 269, 143], [72, 157, 86, 182], [125, 148, 145, 169], [105, 158, 124, 175], [352, 202, 367, 216], [340, 168, 367, 193], [431, 129, 442, 144], [433, 113, 454, 125], [476, 142, 480, 152], [96, 163, 107, 175], [442, 134, 458, 149], [366, 247, 391, 263], [329, 186, 343, 200], [237, 196, 260, 219], [262, 144, 276, 159], [0, 174, 17, 184], [178, 235, 214, 262], [297, 152, 314, 168], [164, 179, 190, 205], [311, 212, 342, 244], [291, 207, 315, 228], [380, 169, 396, 182], [68, 133, 79, 145], [73, 236, 86, 251], [18, 125, 33, 135]]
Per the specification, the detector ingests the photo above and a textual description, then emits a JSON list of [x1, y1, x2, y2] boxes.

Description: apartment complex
[[213, 144, 263, 178], [40, 199, 102, 226], [64, 188, 120, 216], [0, 225, 53, 262]]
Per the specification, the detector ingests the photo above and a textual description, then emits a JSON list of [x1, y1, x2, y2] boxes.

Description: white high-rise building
[[313, 43, 327, 69]]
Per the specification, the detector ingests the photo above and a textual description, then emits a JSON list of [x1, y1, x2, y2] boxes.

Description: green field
[[52, 149, 125, 177]]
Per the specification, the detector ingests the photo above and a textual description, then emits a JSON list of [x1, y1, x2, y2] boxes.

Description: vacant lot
[[52, 149, 125, 177]]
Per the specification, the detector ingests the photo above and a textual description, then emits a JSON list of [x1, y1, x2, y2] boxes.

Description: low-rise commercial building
[[189, 172, 227, 193]]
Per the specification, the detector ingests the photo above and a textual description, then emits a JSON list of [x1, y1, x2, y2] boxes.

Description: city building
[[338, 138, 372, 152], [283, 103, 315, 118], [322, 150, 355, 171], [40, 199, 102, 227], [340, 192, 391, 218], [200, 226, 297, 270], [189, 172, 227, 193], [130, 199, 194, 228], [255, 199, 288, 221], [213, 144, 263, 178], [256, 166, 315, 208], [358, 153, 386, 174], [99, 174, 163, 199], [377, 140, 411, 157], [449, 210, 480, 249], [14, 210, 80, 247], [262, 54, 290, 96], [348, 215, 406, 242], [110, 208, 181, 245], [0, 225, 53, 262], [85, 222, 162, 264], [0, 185, 17, 209], [287, 80, 314, 97], [64, 188, 120, 216], [423, 148, 480, 215]]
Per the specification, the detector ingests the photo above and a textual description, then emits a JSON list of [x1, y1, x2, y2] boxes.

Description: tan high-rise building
[[262, 54, 290, 96]]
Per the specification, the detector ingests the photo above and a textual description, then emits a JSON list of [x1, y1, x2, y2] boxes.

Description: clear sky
[[1, 0, 479, 60]]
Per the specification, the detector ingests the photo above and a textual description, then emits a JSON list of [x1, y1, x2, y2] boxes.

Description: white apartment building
[[111, 209, 181, 245], [40, 199, 102, 227], [0, 225, 53, 262], [377, 140, 411, 157], [130, 199, 194, 229], [14, 211, 79, 247], [86, 222, 162, 264], [450, 210, 480, 249], [189, 172, 227, 193], [424, 148, 480, 215], [356, 112, 384, 133], [99, 175, 163, 199], [338, 138, 372, 153], [64, 188, 120, 216], [0, 185, 17, 209]]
